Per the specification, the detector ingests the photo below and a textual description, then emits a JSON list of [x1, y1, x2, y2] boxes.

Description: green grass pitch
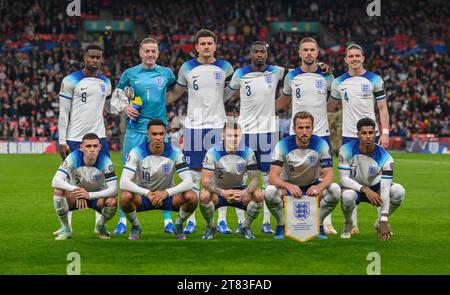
[[0, 152, 449, 274]]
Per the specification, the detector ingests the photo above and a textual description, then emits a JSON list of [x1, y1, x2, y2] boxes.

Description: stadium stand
[[0, 0, 448, 151]]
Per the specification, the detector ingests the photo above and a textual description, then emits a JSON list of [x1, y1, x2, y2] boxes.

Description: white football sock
[[53, 195, 69, 229], [218, 206, 227, 223], [235, 208, 245, 224]]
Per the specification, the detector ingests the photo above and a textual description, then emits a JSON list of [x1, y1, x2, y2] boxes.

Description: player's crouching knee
[[183, 190, 198, 206], [390, 183, 405, 205], [199, 189, 212, 204], [327, 183, 341, 201], [252, 189, 264, 203], [120, 191, 134, 207], [54, 189, 65, 196], [105, 197, 117, 208], [264, 185, 281, 204], [341, 189, 357, 209]]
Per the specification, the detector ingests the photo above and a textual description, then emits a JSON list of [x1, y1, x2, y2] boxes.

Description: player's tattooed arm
[[203, 180, 222, 195], [245, 169, 259, 195]]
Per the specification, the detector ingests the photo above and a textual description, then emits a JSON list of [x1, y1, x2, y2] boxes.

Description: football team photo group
[[0, 0, 448, 277]]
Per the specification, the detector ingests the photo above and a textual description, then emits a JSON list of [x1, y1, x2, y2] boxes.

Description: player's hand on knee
[[153, 191, 168, 207], [232, 189, 246, 202], [286, 184, 303, 198], [59, 144, 70, 159], [306, 185, 322, 197], [148, 192, 160, 207], [73, 188, 89, 199], [222, 190, 236, 203], [362, 187, 382, 207], [76, 198, 88, 210], [221, 189, 234, 199]]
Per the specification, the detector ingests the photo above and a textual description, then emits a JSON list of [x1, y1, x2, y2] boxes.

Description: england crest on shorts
[[236, 162, 246, 174], [162, 163, 170, 174], [361, 83, 370, 94], [294, 202, 309, 221], [315, 79, 324, 90], [214, 71, 222, 80]]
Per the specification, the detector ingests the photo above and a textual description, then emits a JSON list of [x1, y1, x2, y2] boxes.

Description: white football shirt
[[228, 65, 285, 134], [330, 71, 386, 138], [58, 70, 111, 143], [177, 59, 233, 129], [338, 140, 394, 187], [282, 67, 334, 137]]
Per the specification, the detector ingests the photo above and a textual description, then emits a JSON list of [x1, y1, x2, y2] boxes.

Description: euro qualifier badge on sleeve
[[283, 194, 319, 242]]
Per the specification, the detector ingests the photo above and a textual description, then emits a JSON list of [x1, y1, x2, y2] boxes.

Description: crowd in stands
[[0, 0, 448, 145]]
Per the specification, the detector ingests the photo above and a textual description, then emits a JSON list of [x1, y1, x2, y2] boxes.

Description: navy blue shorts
[[243, 132, 279, 172], [355, 183, 381, 205], [67, 138, 110, 157], [215, 186, 247, 210], [182, 127, 222, 169], [69, 199, 101, 213], [341, 136, 379, 146], [216, 196, 246, 210], [136, 195, 179, 212]]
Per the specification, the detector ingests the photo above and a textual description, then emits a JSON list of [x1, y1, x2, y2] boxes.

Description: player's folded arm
[[87, 178, 118, 200], [268, 162, 286, 188], [338, 168, 363, 192], [119, 168, 150, 196], [166, 169, 193, 197], [379, 170, 394, 214], [201, 169, 222, 195], [246, 168, 259, 194], [52, 170, 78, 192]]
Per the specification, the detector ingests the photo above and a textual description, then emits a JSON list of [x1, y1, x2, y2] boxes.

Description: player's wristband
[[380, 215, 388, 222], [382, 128, 389, 136]]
